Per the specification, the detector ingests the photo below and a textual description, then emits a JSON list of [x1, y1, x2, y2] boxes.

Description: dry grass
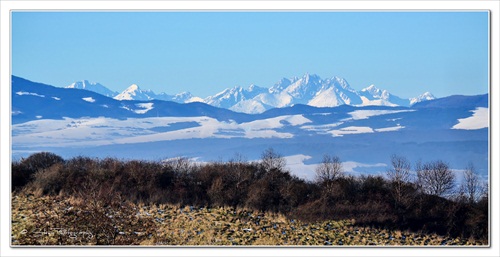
[[12, 194, 486, 246]]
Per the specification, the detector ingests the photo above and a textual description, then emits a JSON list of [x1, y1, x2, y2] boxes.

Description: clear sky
[[12, 11, 489, 98]]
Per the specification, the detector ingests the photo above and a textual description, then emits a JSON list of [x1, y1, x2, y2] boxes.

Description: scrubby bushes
[[11, 152, 64, 190], [11, 151, 488, 242]]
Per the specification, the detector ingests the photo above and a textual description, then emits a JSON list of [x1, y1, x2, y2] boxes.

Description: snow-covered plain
[[345, 109, 415, 120], [11, 75, 489, 182], [12, 115, 314, 147], [134, 103, 154, 114], [452, 107, 488, 130], [12, 109, 418, 148], [16, 91, 45, 97], [328, 126, 375, 137]]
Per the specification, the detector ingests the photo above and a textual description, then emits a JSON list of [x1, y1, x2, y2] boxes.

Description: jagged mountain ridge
[[12, 75, 489, 179], [66, 74, 435, 114], [12, 76, 252, 124], [112, 83, 199, 103], [13, 75, 486, 128], [66, 80, 118, 98]]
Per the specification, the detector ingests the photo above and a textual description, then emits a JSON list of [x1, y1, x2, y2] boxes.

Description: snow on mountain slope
[[229, 99, 269, 114], [67, 79, 198, 104], [204, 84, 267, 109], [12, 106, 423, 147], [66, 80, 118, 97], [68, 74, 435, 113], [172, 92, 198, 103], [283, 74, 323, 100], [329, 126, 375, 137], [16, 91, 45, 97], [255, 91, 293, 108], [411, 94, 487, 109], [12, 115, 312, 147], [359, 85, 410, 106], [113, 85, 192, 103], [452, 107, 488, 130], [11, 75, 254, 124], [82, 97, 96, 103], [134, 103, 155, 114], [12, 75, 489, 180], [305, 76, 362, 106], [269, 78, 292, 94], [206, 74, 432, 113], [114, 84, 154, 101], [345, 109, 415, 120], [410, 92, 435, 105], [308, 87, 343, 107]]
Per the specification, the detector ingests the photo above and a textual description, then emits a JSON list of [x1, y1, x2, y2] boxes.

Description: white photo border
[[1, 1, 498, 257]]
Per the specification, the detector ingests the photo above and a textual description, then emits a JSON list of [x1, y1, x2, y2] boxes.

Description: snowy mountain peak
[[204, 84, 268, 109], [421, 92, 435, 99], [248, 84, 264, 92], [202, 74, 436, 113], [126, 84, 139, 91], [175, 91, 193, 98], [67, 80, 92, 89], [270, 78, 292, 94], [286, 73, 323, 97], [328, 76, 350, 89], [410, 92, 436, 105], [362, 85, 391, 98], [68, 74, 436, 113], [114, 84, 155, 101], [302, 73, 321, 83], [66, 80, 117, 97], [169, 91, 195, 103], [363, 84, 376, 90], [362, 85, 381, 95]]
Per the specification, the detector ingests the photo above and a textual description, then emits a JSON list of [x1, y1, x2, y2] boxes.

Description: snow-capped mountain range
[[11, 75, 488, 180], [66, 74, 435, 114]]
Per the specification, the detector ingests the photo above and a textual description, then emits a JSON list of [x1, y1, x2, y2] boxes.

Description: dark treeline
[[11, 150, 488, 241]]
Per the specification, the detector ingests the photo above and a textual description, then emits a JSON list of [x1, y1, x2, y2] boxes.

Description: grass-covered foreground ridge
[[11, 151, 488, 246], [12, 194, 484, 246]]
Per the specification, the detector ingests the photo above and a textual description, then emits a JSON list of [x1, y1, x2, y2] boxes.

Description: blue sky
[[12, 11, 488, 98]]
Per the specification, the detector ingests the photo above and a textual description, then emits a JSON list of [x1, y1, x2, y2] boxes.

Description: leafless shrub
[[12, 152, 64, 191], [416, 160, 455, 197], [460, 162, 483, 203], [21, 152, 64, 172], [260, 148, 286, 173], [315, 154, 343, 194], [30, 163, 65, 196], [162, 157, 192, 175], [386, 154, 413, 205], [12, 151, 488, 241]]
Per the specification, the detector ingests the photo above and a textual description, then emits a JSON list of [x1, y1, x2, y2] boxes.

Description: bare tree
[[315, 154, 343, 183], [461, 162, 482, 203], [228, 152, 251, 191], [480, 180, 489, 200], [260, 148, 286, 172], [315, 154, 343, 195], [162, 157, 192, 174], [417, 160, 455, 197], [386, 154, 412, 203]]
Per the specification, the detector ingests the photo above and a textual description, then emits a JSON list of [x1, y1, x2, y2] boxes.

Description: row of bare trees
[[315, 153, 486, 203], [311, 153, 488, 239], [12, 150, 488, 240]]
